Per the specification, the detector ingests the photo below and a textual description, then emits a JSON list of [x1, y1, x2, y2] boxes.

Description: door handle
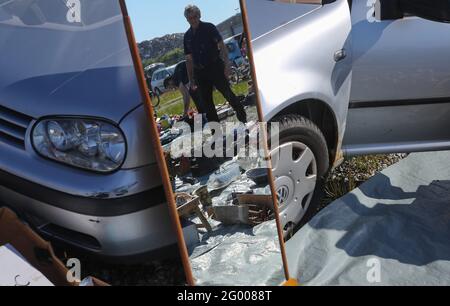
[[334, 48, 347, 62]]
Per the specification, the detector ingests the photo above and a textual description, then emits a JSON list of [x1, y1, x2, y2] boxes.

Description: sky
[[126, 0, 241, 42]]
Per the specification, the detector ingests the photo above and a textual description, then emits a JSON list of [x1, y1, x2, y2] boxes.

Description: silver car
[[150, 67, 172, 95], [0, 0, 176, 260], [247, 0, 450, 232]]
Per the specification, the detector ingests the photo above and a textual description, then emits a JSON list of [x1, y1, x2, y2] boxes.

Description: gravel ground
[[330, 153, 408, 182], [75, 257, 187, 286], [318, 153, 408, 211], [71, 154, 406, 286]]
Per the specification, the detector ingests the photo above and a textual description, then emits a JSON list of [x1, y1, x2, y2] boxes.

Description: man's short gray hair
[[184, 5, 201, 19]]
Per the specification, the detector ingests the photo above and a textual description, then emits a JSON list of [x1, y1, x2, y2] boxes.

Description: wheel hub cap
[[276, 185, 290, 205], [270, 141, 318, 228]]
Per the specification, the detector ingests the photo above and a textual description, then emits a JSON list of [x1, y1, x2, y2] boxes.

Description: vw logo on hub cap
[[277, 186, 290, 204]]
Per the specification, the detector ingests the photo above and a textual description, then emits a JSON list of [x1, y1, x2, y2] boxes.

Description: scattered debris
[[70, 150, 406, 285]]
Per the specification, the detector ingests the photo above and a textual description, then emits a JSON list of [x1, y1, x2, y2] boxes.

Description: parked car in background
[[166, 64, 177, 77], [224, 35, 251, 84], [225, 35, 246, 67], [144, 62, 165, 80], [247, 0, 450, 233], [151, 67, 173, 95]]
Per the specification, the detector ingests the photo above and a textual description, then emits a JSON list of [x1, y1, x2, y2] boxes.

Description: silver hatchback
[[0, 0, 176, 260]]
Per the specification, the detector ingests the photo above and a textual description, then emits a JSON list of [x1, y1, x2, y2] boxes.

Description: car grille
[[0, 104, 33, 149]]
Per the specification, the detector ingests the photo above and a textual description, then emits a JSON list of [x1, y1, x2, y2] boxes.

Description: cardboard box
[[0, 207, 108, 286], [0, 244, 54, 286]]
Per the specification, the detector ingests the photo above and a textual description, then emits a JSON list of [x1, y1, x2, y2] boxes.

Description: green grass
[[156, 81, 249, 116]]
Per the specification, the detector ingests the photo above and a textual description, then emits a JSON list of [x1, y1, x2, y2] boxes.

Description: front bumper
[[0, 135, 177, 258], [0, 176, 177, 258]]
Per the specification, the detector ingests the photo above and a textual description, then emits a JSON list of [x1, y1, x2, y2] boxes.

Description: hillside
[[138, 33, 184, 62]]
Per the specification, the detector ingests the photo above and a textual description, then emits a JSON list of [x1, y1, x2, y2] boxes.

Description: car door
[[151, 71, 162, 90], [342, 0, 450, 155], [161, 69, 170, 91]]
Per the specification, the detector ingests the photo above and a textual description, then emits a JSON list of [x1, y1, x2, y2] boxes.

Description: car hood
[[0, 0, 141, 123], [246, 0, 321, 40], [0, 64, 142, 123]]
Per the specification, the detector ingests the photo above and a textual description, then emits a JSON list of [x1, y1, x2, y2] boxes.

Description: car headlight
[[32, 118, 126, 173]]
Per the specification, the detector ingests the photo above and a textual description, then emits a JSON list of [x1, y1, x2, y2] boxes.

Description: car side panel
[[343, 0, 450, 154], [247, 0, 353, 149]]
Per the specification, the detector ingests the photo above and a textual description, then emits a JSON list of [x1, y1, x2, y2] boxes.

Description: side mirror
[[375, 0, 450, 23]]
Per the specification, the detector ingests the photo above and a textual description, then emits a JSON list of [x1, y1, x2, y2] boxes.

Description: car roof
[[146, 62, 164, 69], [145, 63, 165, 72], [153, 67, 168, 74]]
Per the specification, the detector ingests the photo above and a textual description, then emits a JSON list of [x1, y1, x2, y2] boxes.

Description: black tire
[[268, 114, 330, 230], [150, 90, 160, 108]]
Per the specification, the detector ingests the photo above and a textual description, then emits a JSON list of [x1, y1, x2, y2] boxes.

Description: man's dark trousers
[[189, 87, 205, 114], [195, 60, 247, 124]]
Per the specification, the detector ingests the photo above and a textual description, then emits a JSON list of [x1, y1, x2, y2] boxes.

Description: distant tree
[[142, 58, 156, 69], [158, 48, 184, 66], [141, 48, 184, 70]]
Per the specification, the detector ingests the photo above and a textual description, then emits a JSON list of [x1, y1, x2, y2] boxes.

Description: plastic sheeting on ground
[[180, 158, 284, 286], [286, 151, 450, 286], [189, 220, 285, 286]]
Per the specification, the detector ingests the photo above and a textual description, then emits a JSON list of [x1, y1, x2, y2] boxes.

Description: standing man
[[183, 5, 247, 124]]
